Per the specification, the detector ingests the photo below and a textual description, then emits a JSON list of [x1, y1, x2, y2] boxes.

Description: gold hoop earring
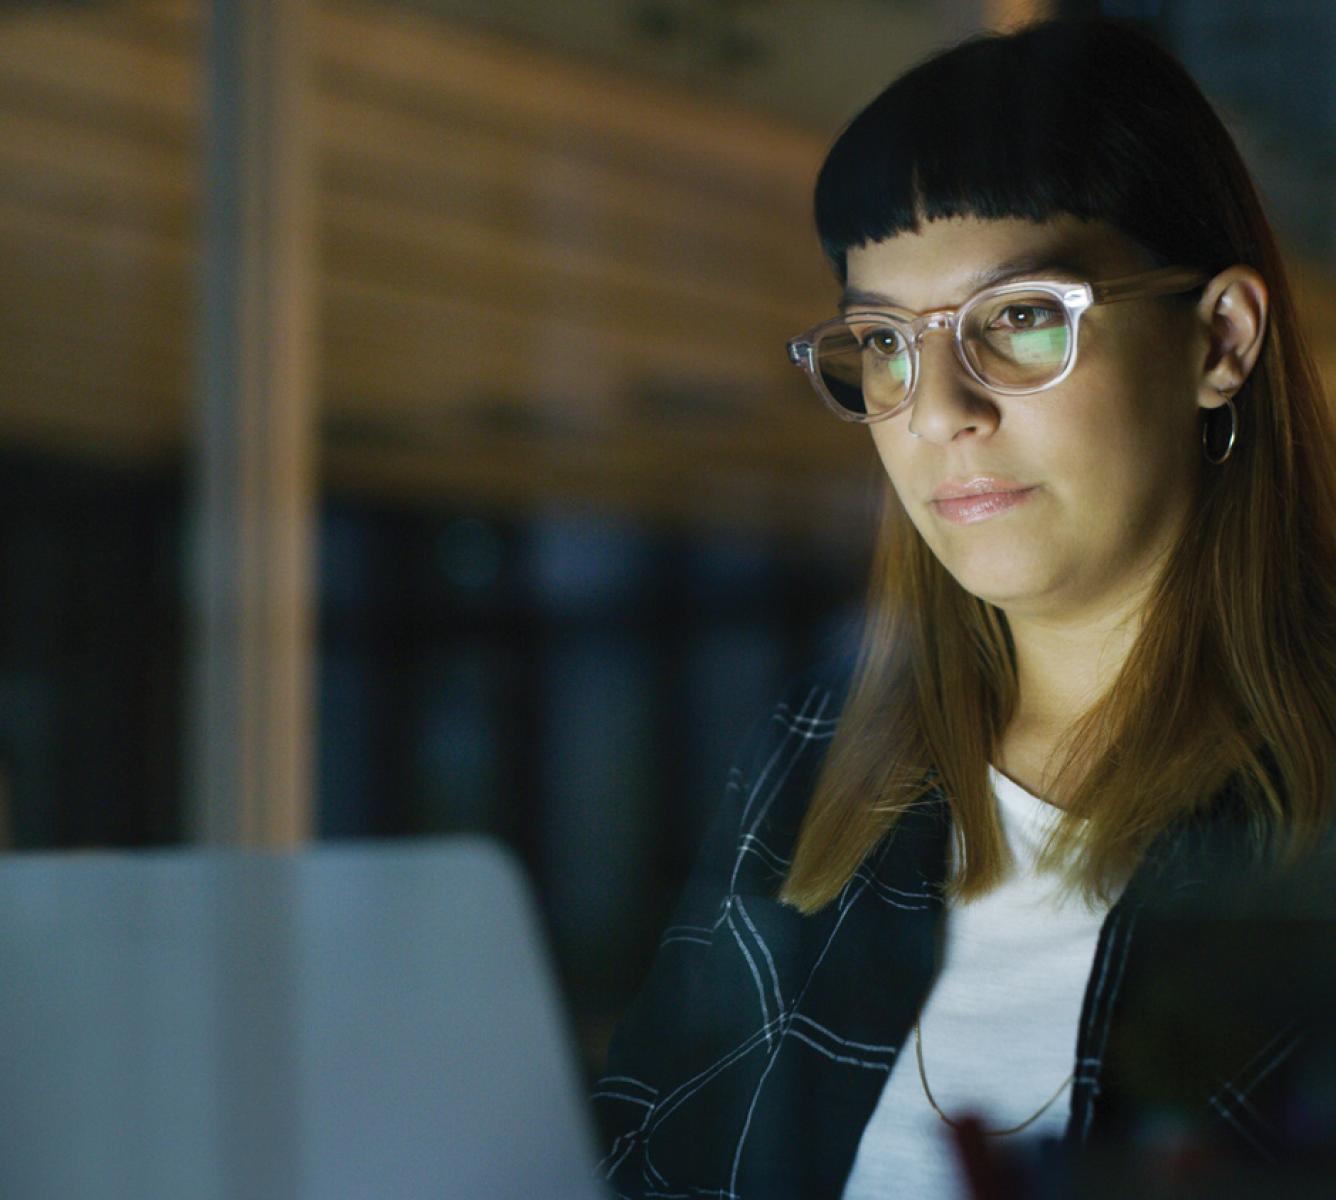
[[1203, 394, 1237, 465]]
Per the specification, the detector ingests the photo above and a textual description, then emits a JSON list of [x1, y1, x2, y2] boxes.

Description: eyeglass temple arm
[[1090, 266, 1210, 306]]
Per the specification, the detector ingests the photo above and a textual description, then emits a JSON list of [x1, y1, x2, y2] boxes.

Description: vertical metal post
[[189, 0, 316, 846]]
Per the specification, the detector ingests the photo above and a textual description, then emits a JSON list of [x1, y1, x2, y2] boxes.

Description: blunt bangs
[[815, 21, 1254, 283]]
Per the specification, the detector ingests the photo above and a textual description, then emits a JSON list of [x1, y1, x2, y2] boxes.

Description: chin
[[911, 517, 1065, 610], [940, 552, 1054, 610]]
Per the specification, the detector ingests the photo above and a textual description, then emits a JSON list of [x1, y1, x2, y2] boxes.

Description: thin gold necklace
[[913, 1020, 1075, 1137]]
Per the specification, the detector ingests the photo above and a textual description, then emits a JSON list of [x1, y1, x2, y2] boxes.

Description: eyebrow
[[839, 253, 1094, 311]]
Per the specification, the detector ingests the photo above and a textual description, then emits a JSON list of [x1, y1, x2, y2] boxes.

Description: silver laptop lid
[[0, 836, 606, 1200]]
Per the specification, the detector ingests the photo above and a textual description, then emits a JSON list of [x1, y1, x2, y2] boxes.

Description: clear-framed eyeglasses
[[786, 266, 1208, 423]]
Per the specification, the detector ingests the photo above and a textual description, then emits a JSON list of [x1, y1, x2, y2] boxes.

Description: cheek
[[865, 425, 957, 559], [1073, 368, 1200, 488], [1028, 387, 1200, 554], [1076, 320, 1202, 462], [867, 425, 919, 506]]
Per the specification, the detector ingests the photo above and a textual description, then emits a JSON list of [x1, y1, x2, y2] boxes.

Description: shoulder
[[703, 653, 857, 898], [1132, 769, 1336, 913], [595, 652, 937, 1197], [743, 654, 856, 804]]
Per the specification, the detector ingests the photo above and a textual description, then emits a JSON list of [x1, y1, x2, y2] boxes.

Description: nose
[[904, 329, 1000, 444]]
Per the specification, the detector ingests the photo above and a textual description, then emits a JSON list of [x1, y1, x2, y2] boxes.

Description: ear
[[1195, 266, 1269, 410]]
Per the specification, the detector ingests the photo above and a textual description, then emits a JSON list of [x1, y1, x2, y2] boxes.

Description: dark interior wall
[[0, 452, 183, 849], [2, 448, 866, 1060]]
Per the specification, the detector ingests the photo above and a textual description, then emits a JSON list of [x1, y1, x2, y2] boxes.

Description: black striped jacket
[[594, 661, 1329, 1199]]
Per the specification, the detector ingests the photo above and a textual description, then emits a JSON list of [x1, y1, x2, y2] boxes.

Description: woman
[[594, 18, 1336, 1199]]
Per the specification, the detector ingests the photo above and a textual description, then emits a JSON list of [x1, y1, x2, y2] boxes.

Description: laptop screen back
[[0, 837, 606, 1200]]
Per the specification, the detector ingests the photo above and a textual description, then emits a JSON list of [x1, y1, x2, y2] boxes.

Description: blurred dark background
[[1, 0, 1332, 1076]]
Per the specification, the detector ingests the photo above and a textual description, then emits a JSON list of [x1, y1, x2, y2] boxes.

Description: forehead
[[842, 215, 1155, 309]]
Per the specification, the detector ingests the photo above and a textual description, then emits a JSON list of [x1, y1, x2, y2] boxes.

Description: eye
[[989, 303, 1063, 330], [858, 326, 908, 358]]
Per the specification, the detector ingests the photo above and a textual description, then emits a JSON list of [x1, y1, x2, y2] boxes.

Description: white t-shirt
[[841, 766, 1115, 1199]]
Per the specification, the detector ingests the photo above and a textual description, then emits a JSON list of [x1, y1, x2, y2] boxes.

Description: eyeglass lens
[[813, 290, 1074, 418]]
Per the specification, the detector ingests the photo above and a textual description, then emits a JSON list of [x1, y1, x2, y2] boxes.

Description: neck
[[997, 588, 1150, 806], [1013, 612, 1140, 729]]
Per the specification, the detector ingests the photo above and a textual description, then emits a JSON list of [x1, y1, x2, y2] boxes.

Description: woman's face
[[846, 215, 1207, 624]]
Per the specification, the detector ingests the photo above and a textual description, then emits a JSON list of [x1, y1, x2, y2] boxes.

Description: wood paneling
[[1, 0, 1330, 537], [0, 0, 869, 535]]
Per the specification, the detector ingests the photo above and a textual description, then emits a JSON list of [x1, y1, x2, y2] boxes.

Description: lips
[[929, 477, 1038, 526], [930, 476, 1032, 502]]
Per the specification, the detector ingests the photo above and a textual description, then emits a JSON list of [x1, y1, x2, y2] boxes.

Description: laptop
[[0, 836, 607, 1199]]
